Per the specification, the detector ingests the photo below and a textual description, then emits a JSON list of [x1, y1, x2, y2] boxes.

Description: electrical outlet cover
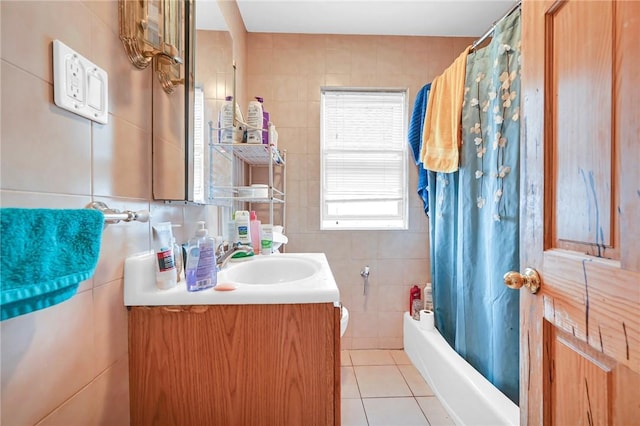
[[53, 40, 108, 124]]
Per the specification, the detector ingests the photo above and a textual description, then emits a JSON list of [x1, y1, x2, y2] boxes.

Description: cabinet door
[[128, 303, 338, 425]]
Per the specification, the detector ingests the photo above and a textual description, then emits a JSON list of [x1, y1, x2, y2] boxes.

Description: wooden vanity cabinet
[[128, 303, 341, 426]]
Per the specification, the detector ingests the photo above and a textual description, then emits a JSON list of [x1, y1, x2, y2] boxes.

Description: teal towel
[[1, 208, 104, 321]]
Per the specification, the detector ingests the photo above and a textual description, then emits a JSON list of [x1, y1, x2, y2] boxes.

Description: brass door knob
[[503, 268, 541, 294]]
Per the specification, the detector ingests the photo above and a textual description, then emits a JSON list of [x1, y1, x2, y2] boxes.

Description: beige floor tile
[[350, 349, 395, 365], [341, 350, 352, 366], [341, 366, 361, 399], [399, 364, 434, 397], [390, 349, 412, 365], [341, 398, 368, 426], [416, 396, 455, 425], [354, 365, 412, 398], [363, 397, 429, 426]]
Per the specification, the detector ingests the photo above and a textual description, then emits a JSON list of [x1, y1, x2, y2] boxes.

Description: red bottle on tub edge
[[409, 285, 422, 319]]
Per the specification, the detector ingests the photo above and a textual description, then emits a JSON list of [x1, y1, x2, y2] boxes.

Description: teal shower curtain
[[428, 9, 522, 404]]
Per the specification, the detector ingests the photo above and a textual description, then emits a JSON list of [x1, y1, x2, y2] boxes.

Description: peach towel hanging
[[420, 46, 471, 173]]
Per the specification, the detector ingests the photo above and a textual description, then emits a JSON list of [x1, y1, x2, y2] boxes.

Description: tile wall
[[246, 33, 474, 349], [0, 1, 218, 424]]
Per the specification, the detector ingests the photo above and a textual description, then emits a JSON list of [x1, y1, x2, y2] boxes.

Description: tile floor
[[341, 350, 454, 426]]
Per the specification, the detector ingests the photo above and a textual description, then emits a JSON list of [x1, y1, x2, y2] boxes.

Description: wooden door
[[520, 0, 640, 424]]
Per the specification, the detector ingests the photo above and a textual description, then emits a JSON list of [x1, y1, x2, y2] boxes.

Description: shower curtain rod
[[470, 0, 522, 52]]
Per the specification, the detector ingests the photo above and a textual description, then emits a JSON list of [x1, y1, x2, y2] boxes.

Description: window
[[320, 88, 408, 230]]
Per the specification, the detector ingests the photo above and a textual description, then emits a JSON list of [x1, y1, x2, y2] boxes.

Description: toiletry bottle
[[226, 212, 237, 245], [409, 285, 422, 319], [152, 222, 178, 290], [249, 211, 261, 254], [234, 210, 252, 246], [424, 282, 433, 311], [261, 223, 273, 255], [247, 97, 264, 144], [262, 110, 270, 144], [172, 237, 184, 283], [220, 96, 234, 143], [185, 221, 217, 292]]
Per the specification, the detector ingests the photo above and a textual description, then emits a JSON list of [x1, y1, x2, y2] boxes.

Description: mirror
[[152, 0, 233, 203], [193, 0, 234, 205]]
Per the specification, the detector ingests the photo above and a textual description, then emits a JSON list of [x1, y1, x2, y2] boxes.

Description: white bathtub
[[403, 312, 519, 426]]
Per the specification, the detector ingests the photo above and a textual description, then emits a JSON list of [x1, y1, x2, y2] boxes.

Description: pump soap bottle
[[185, 221, 217, 292]]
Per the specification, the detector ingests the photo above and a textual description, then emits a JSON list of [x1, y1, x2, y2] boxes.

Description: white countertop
[[124, 251, 341, 306]]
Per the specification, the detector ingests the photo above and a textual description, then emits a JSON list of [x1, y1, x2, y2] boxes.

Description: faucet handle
[[216, 241, 230, 255]]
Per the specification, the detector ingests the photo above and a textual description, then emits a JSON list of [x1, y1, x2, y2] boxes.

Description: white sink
[[221, 256, 321, 285], [124, 252, 340, 306]]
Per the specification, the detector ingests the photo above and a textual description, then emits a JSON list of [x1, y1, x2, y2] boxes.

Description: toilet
[[340, 305, 349, 337]]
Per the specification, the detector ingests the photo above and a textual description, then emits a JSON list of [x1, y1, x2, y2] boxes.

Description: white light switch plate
[[53, 40, 108, 124]]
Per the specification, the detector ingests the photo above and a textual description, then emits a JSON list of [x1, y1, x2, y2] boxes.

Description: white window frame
[[320, 88, 409, 230]]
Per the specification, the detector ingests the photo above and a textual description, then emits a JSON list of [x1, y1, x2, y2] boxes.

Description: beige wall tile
[[278, 130, 307, 154], [286, 179, 301, 209], [247, 33, 273, 50], [376, 46, 407, 76], [351, 50, 378, 76], [351, 311, 379, 338], [378, 284, 410, 312], [272, 101, 308, 127], [306, 180, 320, 208], [403, 259, 431, 287], [152, 83, 186, 149], [270, 48, 301, 75], [351, 337, 380, 350], [306, 75, 325, 101], [1, 291, 95, 426], [306, 101, 320, 129], [378, 337, 404, 349], [93, 115, 152, 199], [349, 231, 379, 260], [82, 0, 119, 34], [247, 74, 275, 101], [299, 49, 327, 76], [152, 138, 186, 200], [92, 11, 153, 131], [0, 191, 91, 210], [326, 48, 352, 74], [271, 75, 304, 101], [93, 279, 128, 375], [38, 356, 130, 426], [1, 62, 92, 195], [1, 1, 93, 83], [378, 231, 429, 260], [377, 311, 404, 337], [377, 259, 409, 286], [325, 73, 352, 87], [272, 34, 304, 50]]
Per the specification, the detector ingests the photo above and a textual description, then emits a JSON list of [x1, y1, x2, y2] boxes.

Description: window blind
[[321, 89, 408, 230]]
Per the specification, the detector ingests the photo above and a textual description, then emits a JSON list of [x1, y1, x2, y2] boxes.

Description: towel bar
[[87, 202, 150, 224]]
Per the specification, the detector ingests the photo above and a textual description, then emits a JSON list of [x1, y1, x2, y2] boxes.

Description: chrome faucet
[[216, 242, 254, 269]]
